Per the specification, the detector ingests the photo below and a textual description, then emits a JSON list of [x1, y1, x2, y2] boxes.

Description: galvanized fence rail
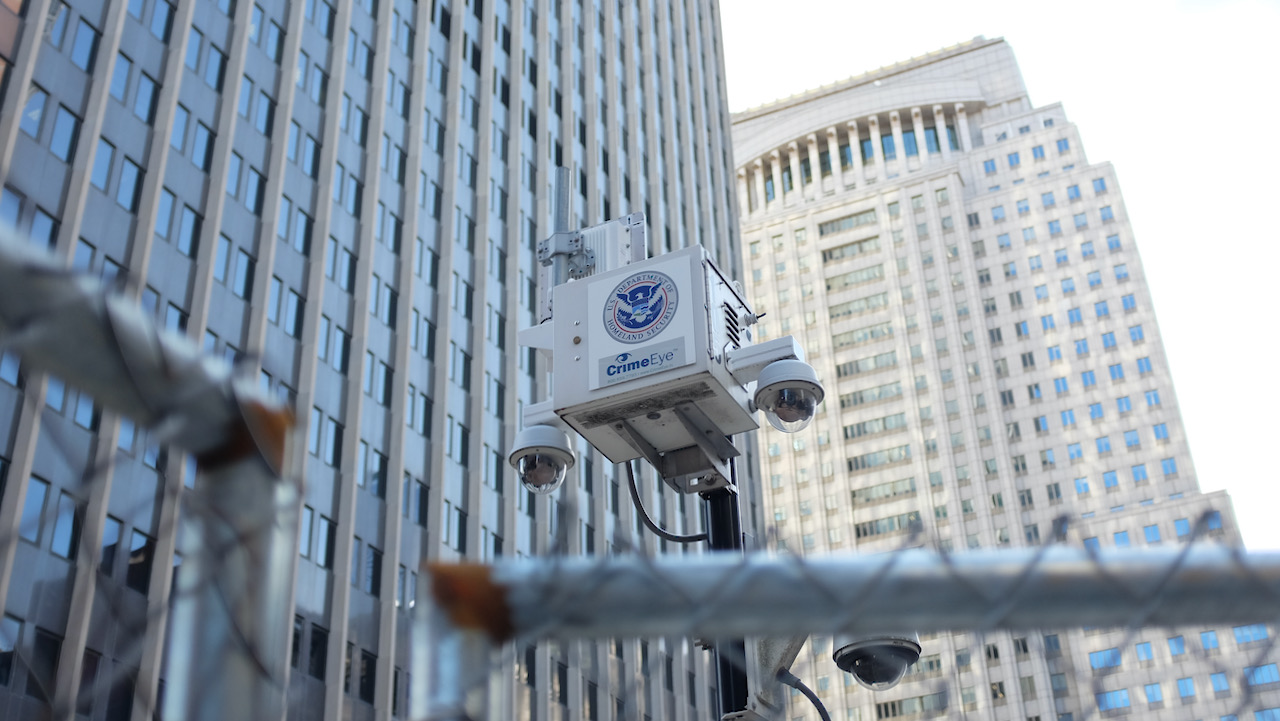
[[0, 229, 300, 721]]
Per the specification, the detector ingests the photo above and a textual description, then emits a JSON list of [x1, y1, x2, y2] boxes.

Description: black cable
[[777, 668, 832, 721], [624, 460, 708, 543]]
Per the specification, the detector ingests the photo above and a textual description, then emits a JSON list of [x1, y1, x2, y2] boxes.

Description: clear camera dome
[[509, 425, 575, 496], [760, 386, 821, 433], [517, 453, 568, 495], [754, 359, 824, 433]]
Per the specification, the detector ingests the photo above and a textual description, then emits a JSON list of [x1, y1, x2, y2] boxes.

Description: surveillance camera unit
[[832, 632, 922, 691], [507, 425, 576, 495], [517, 244, 825, 493], [753, 358, 823, 432]]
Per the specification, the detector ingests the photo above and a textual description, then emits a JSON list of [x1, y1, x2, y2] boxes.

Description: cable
[[777, 668, 832, 721], [624, 460, 708, 543]]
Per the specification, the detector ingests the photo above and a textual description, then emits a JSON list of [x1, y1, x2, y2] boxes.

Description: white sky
[[719, 0, 1280, 549]]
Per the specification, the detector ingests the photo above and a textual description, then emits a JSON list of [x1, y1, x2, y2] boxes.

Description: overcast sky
[[718, 0, 1280, 549]]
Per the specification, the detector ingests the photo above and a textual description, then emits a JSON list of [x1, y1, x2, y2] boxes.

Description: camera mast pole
[[526, 168, 774, 719], [703, 453, 750, 717]]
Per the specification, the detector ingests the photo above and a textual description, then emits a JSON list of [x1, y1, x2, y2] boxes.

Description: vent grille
[[723, 303, 742, 349]]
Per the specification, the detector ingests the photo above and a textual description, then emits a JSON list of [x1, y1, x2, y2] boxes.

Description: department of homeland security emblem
[[602, 270, 679, 344]]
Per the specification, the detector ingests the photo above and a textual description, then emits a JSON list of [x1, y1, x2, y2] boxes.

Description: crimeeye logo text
[[605, 349, 678, 377]]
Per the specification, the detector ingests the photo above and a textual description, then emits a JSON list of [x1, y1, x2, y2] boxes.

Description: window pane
[[125, 530, 156, 592], [51, 107, 80, 162], [20, 86, 47, 137], [71, 20, 99, 72], [20, 476, 50, 542], [51, 492, 82, 558]]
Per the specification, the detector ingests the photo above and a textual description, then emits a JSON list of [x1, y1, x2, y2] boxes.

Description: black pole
[[702, 475, 748, 717]]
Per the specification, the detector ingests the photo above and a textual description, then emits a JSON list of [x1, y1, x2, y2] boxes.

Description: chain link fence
[[5, 228, 1280, 721], [0, 229, 299, 721]]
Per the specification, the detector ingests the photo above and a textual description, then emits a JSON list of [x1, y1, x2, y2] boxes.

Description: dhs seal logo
[[603, 271, 679, 344]]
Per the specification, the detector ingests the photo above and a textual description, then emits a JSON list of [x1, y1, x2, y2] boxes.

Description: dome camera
[[508, 425, 576, 495], [832, 633, 922, 691], [754, 359, 824, 433]]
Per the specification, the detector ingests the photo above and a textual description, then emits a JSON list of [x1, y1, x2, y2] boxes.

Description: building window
[[71, 19, 101, 72], [1089, 648, 1121, 669], [1144, 683, 1162, 704], [1095, 690, 1130, 711], [1201, 630, 1219, 650], [126, 530, 156, 592], [1176, 677, 1195, 699], [50, 106, 81, 162], [19, 476, 50, 543], [1245, 664, 1280, 687], [1235, 624, 1270, 644]]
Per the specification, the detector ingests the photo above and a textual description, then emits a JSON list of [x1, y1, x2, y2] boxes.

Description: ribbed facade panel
[[0, 0, 749, 719]]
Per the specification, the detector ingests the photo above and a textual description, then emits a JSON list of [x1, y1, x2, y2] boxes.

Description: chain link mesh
[[5, 232, 1280, 721]]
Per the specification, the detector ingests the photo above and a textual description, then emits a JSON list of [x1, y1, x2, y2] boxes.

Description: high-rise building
[[0, 0, 749, 719], [732, 37, 1275, 721]]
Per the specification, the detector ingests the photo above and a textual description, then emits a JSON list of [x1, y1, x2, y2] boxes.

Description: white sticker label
[[599, 338, 687, 387]]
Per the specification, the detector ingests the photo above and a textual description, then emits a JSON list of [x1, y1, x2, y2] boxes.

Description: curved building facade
[[733, 37, 1276, 721]]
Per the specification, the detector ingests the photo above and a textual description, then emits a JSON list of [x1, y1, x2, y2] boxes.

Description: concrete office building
[[0, 0, 752, 719], [733, 37, 1278, 721]]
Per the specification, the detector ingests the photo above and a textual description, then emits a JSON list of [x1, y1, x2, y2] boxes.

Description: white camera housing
[[516, 242, 825, 493], [754, 359, 824, 432], [507, 425, 576, 495], [832, 633, 922, 691]]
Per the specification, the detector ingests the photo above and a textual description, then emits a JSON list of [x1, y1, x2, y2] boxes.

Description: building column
[[889, 110, 905, 175], [805, 133, 822, 199], [956, 103, 972, 152], [868, 115, 886, 179], [934, 104, 952, 162], [769, 149, 783, 207], [825, 127, 841, 190], [847, 119, 864, 183], [737, 168, 751, 216], [785, 143, 801, 204], [910, 106, 927, 168], [753, 158, 766, 212]]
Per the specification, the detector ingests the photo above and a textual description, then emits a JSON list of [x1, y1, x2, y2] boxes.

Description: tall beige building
[[733, 37, 1278, 721]]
